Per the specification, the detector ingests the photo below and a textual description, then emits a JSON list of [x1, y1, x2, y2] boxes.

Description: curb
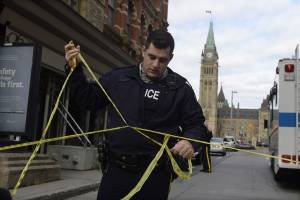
[[15, 183, 100, 200]]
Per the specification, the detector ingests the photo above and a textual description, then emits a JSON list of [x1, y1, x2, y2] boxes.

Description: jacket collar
[[125, 64, 186, 89]]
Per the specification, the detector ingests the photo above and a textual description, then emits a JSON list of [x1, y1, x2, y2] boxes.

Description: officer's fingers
[[66, 46, 79, 54], [172, 140, 188, 155], [65, 47, 77, 61], [170, 147, 178, 155], [182, 149, 194, 159], [75, 45, 81, 60], [180, 144, 194, 158], [67, 46, 80, 57], [64, 41, 75, 52], [64, 43, 73, 52], [179, 145, 190, 158], [65, 50, 79, 62], [187, 148, 194, 158], [66, 53, 80, 68], [170, 144, 181, 155]]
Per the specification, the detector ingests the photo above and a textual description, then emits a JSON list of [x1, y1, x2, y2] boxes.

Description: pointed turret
[[218, 86, 225, 102]]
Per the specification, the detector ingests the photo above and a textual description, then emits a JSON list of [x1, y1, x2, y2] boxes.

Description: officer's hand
[[64, 41, 80, 69], [171, 140, 194, 159]]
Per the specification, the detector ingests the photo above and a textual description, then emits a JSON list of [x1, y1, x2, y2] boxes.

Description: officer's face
[[142, 43, 173, 80]]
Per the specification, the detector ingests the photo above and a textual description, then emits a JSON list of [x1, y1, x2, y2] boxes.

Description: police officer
[[200, 128, 213, 173], [64, 30, 207, 200]]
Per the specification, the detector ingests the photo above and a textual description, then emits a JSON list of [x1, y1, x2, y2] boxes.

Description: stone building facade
[[61, 0, 169, 61], [217, 90, 270, 145]]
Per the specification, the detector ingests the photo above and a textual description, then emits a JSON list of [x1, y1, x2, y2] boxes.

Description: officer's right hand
[[64, 41, 80, 69], [171, 140, 194, 159]]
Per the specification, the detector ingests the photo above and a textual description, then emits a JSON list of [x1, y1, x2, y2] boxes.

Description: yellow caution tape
[[166, 147, 192, 180], [121, 135, 170, 200], [78, 54, 128, 126], [2, 125, 297, 165], [12, 68, 75, 196], [0, 126, 129, 151], [4, 53, 298, 198]]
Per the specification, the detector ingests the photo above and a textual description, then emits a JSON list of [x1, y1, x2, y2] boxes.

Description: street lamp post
[[230, 90, 238, 137]]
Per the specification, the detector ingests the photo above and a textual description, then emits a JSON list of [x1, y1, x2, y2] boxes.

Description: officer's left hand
[[171, 140, 194, 159]]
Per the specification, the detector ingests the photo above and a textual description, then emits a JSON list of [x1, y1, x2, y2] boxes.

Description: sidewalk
[[13, 169, 102, 200]]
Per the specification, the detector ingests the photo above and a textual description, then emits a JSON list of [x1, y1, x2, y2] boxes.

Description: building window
[[140, 14, 146, 33], [125, 0, 134, 39], [108, 0, 115, 27], [140, 14, 146, 43]]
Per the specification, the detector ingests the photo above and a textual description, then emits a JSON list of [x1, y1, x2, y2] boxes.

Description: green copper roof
[[205, 21, 215, 49]]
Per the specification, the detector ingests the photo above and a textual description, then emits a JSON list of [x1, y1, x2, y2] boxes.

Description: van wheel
[[274, 169, 287, 181]]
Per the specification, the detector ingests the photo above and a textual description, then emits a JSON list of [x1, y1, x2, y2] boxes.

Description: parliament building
[[199, 21, 269, 145]]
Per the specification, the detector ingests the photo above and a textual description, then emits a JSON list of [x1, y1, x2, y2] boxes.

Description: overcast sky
[[168, 0, 300, 109]]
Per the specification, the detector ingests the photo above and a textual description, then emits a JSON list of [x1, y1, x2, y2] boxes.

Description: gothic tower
[[199, 21, 219, 134]]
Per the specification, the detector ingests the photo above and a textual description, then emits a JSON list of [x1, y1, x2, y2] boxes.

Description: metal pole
[[40, 77, 51, 154], [59, 101, 92, 147], [230, 91, 233, 136], [231, 90, 237, 137], [57, 107, 85, 146]]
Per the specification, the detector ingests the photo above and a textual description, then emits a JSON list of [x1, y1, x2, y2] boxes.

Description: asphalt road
[[170, 151, 300, 200], [66, 151, 300, 200]]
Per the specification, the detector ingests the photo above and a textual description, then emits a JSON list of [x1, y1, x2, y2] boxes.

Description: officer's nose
[[153, 59, 160, 68]]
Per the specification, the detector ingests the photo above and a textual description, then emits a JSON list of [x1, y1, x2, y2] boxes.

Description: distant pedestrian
[[0, 188, 12, 200], [200, 125, 213, 173]]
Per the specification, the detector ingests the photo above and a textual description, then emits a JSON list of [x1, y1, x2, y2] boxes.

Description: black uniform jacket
[[69, 64, 207, 155]]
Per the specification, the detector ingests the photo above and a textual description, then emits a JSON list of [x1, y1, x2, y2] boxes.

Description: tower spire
[[205, 21, 216, 49]]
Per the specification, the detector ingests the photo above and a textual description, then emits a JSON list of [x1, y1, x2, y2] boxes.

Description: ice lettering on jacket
[[144, 89, 160, 100]]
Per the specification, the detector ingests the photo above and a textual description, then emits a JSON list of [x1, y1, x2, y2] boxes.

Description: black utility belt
[[108, 151, 168, 172]]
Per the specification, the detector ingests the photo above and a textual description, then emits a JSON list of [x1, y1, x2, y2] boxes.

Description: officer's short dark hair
[[145, 30, 175, 53]]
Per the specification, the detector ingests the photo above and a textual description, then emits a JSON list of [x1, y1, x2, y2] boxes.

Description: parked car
[[235, 142, 256, 150], [223, 135, 236, 151], [210, 137, 226, 156]]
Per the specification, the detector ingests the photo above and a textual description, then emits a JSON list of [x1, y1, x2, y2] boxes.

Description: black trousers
[[201, 145, 212, 172], [97, 163, 172, 200]]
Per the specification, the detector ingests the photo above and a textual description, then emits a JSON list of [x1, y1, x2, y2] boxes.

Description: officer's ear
[[141, 45, 146, 58], [169, 53, 174, 62]]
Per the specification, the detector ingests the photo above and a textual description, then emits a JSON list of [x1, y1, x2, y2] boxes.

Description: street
[[66, 151, 300, 200]]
